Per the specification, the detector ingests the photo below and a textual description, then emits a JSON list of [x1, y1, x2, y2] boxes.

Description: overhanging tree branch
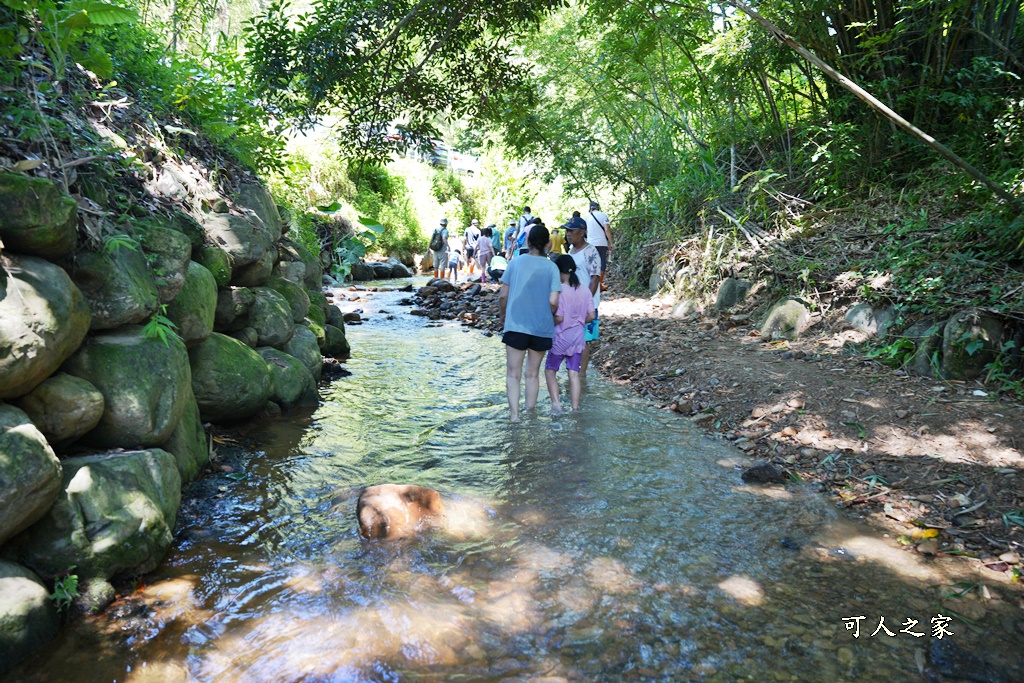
[[727, 0, 1022, 210]]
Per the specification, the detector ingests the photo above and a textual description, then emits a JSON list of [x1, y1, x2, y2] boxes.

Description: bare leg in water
[[523, 349, 545, 413], [505, 346, 526, 422]]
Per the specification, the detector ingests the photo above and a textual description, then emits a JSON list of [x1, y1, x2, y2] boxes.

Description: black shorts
[[466, 246, 475, 258], [596, 245, 609, 271], [502, 331, 553, 352]]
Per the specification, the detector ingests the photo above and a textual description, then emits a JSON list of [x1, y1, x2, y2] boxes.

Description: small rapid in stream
[[14, 278, 1023, 682]]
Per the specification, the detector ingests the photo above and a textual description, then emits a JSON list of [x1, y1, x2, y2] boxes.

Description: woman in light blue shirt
[[498, 223, 560, 422]]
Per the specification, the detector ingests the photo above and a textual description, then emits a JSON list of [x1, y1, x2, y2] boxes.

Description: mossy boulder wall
[[0, 405, 62, 547], [0, 560, 59, 676], [236, 183, 283, 243], [0, 174, 78, 259], [258, 347, 317, 410], [200, 212, 273, 275], [14, 373, 104, 447], [249, 287, 295, 347], [135, 218, 193, 304], [195, 245, 233, 289], [61, 329, 192, 448], [189, 332, 272, 422], [214, 286, 256, 332], [5, 449, 181, 581], [68, 245, 158, 331], [0, 253, 91, 400], [284, 325, 323, 382], [159, 389, 207, 483], [164, 260, 217, 347], [267, 276, 311, 324], [278, 237, 322, 292], [323, 324, 350, 359]]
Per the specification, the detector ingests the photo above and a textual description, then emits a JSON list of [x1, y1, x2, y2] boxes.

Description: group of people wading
[[427, 202, 613, 421], [494, 202, 612, 421]]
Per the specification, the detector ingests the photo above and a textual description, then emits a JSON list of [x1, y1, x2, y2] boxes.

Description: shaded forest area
[[1, 0, 1023, 372]]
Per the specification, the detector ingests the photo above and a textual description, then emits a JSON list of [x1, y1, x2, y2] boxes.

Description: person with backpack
[[503, 221, 517, 258], [429, 217, 450, 279], [584, 200, 613, 291], [516, 216, 544, 256]]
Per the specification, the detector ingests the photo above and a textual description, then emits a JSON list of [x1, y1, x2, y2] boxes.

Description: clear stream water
[[14, 279, 1024, 682]]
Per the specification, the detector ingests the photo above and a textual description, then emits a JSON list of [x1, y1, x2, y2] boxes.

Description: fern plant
[[142, 304, 178, 346]]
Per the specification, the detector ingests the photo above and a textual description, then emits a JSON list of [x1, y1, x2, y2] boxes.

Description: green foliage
[[102, 233, 137, 255], [1, 0, 138, 85], [97, 21, 283, 174], [430, 169, 482, 229], [984, 341, 1024, 399], [142, 304, 179, 346], [1003, 510, 1024, 528], [50, 566, 79, 613], [865, 338, 916, 368], [243, 0, 563, 162]]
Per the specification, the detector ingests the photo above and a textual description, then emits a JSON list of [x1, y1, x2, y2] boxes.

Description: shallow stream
[[15, 279, 1024, 682]]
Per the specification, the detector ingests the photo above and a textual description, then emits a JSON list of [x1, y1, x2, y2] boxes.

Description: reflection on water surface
[[15, 280, 1023, 682]]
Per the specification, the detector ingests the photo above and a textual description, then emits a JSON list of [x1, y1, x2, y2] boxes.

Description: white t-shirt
[[570, 243, 602, 310], [585, 210, 610, 248]]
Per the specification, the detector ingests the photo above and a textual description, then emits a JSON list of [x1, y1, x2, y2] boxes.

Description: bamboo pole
[[727, 0, 1021, 210]]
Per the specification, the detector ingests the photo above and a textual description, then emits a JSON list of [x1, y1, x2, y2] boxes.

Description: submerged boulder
[[0, 174, 78, 259], [0, 405, 62, 546], [323, 324, 350, 359], [61, 328, 192, 448], [6, 449, 180, 581], [0, 560, 59, 676], [0, 253, 91, 400], [189, 332, 272, 422]]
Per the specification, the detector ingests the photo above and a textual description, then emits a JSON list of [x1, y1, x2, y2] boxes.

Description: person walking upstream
[[429, 217, 450, 279], [584, 201, 613, 291], [497, 224, 561, 422], [564, 216, 601, 381]]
